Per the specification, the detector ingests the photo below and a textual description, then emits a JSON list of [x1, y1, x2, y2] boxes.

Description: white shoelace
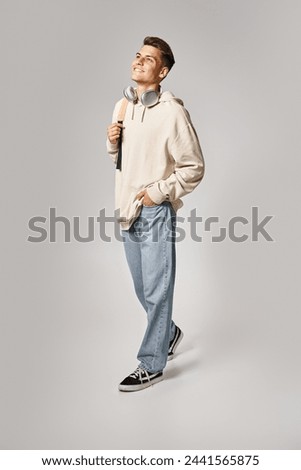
[[130, 367, 151, 384]]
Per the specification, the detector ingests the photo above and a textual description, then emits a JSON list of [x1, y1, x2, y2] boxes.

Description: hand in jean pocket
[[136, 189, 157, 207]]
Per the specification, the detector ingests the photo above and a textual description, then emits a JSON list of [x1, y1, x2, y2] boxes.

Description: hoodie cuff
[[106, 138, 119, 153], [146, 184, 168, 205]]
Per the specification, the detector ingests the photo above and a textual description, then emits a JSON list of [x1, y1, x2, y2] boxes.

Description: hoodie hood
[[159, 90, 184, 106], [131, 90, 184, 122]]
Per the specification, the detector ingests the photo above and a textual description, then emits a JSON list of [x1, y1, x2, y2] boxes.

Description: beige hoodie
[[106, 90, 205, 230]]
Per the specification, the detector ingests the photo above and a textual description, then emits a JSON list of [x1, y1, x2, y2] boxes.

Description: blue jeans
[[122, 202, 176, 373]]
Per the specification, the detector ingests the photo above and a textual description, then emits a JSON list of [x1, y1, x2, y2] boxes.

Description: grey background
[[1, 0, 300, 449]]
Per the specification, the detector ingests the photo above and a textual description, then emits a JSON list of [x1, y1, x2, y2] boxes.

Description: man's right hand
[[107, 122, 123, 145]]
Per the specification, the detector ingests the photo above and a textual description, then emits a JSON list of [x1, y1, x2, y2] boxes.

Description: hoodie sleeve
[[146, 121, 205, 204], [106, 101, 120, 164]]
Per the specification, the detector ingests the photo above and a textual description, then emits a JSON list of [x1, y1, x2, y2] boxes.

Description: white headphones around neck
[[123, 86, 160, 107]]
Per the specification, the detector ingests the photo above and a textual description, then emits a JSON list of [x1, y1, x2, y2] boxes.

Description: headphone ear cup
[[123, 86, 138, 103], [140, 90, 160, 107]]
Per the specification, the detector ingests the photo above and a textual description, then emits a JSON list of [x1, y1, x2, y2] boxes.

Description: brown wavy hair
[[143, 36, 175, 71]]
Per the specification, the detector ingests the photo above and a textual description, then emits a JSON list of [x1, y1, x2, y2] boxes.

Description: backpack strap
[[117, 97, 128, 123], [116, 98, 128, 171]]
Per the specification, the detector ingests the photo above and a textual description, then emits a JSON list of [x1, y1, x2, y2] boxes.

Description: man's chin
[[131, 76, 142, 84]]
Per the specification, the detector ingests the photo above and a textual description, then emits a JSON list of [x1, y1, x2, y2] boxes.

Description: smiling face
[[131, 45, 169, 90]]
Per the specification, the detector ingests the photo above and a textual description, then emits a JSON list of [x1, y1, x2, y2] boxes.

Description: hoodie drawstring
[[131, 103, 146, 123]]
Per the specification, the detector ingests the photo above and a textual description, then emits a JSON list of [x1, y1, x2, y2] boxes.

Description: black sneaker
[[167, 326, 183, 361], [118, 366, 163, 392]]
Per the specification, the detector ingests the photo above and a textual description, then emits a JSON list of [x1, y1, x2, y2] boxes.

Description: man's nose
[[136, 56, 144, 65]]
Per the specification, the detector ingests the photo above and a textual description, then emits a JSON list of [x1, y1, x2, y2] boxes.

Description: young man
[[106, 36, 204, 392]]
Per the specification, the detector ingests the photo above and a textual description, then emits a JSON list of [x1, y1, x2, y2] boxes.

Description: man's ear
[[159, 67, 169, 80]]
